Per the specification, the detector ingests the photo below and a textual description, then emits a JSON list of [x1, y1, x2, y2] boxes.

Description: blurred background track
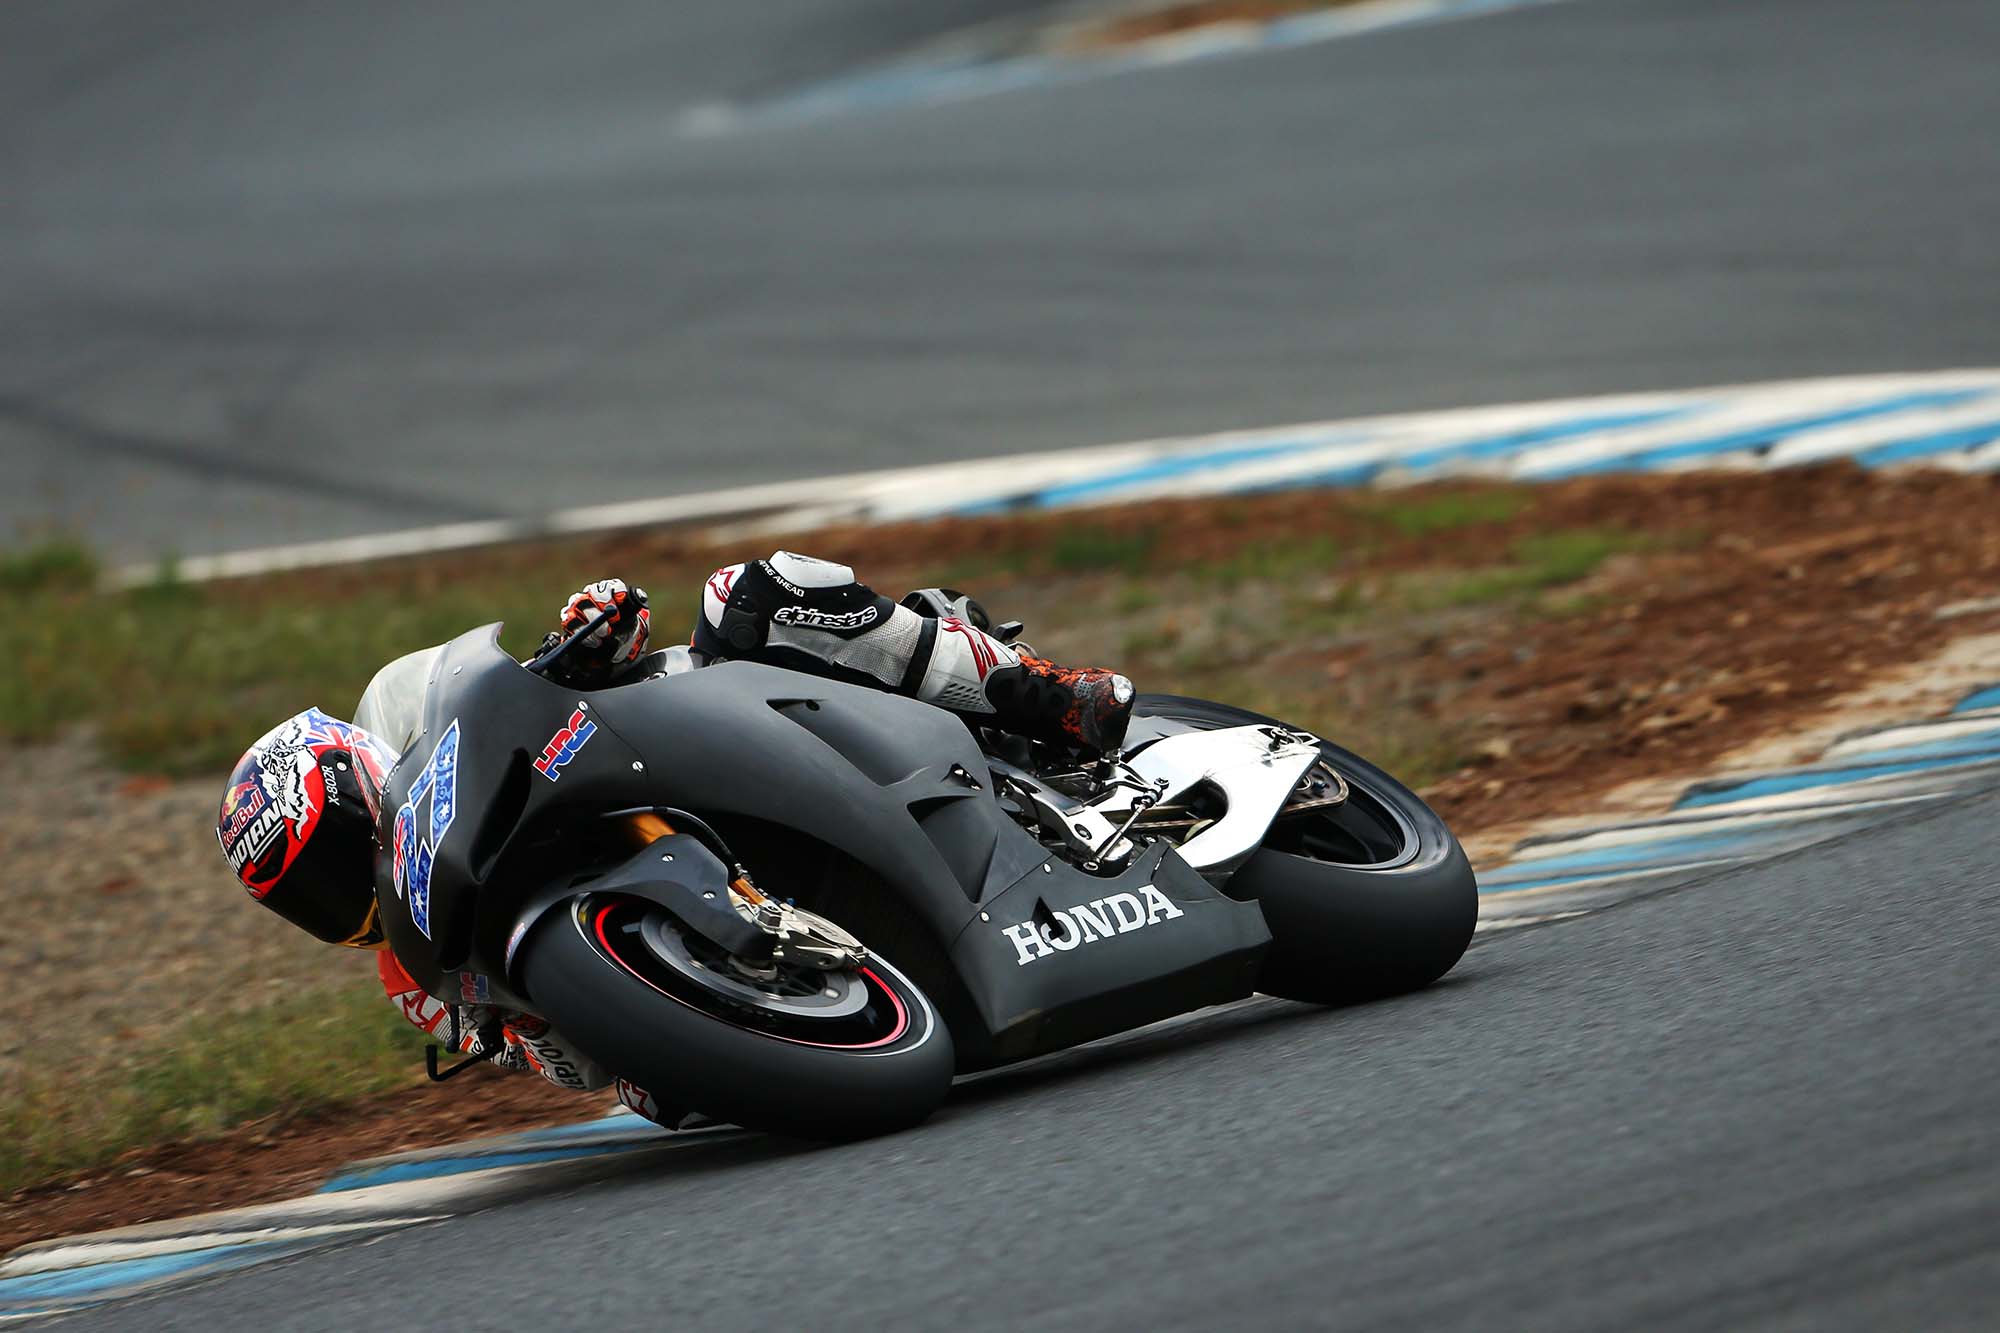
[[5, 0, 1998, 561]]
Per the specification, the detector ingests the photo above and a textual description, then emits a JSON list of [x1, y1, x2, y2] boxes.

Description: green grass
[[1190, 488, 1535, 587], [0, 983, 429, 1193], [1356, 487, 1533, 536], [1112, 583, 1159, 614], [1513, 529, 1642, 582], [1201, 535, 1347, 586], [0, 508, 1656, 779], [1270, 526, 1648, 630], [1404, 529, 1650, 611], [1044, 523, 1160, 574], [0, 536, 98, 595], [1098, 521, 1648, 787], [1120, 621, 1185, 658], [1137, 665, 1472, 789], [1282, 579, 1372, 632], [0, 555, 702, 776]]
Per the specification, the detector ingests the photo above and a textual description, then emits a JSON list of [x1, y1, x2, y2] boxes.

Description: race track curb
[[1474, 682, 2000, 929], [117, 368, 2000, 587], [0, 1114, 749, 1322]]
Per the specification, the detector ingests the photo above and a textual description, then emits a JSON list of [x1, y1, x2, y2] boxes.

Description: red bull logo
[[217, 780, 267, 851]]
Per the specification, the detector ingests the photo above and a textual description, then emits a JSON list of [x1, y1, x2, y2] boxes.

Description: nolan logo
[[1001, 885, 1185, 967], [224, 801, 284, 871]]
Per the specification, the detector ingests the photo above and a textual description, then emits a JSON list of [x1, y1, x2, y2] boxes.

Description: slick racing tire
[[516, 895, 955, 1140], [1133, 695, 1476, 1005]]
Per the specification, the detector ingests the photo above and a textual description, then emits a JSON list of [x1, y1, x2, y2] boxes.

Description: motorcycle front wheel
[[516, 894, 955, 1140]]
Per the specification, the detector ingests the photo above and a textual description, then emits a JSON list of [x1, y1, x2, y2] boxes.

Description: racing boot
[[979, 652, 1135, 755], [902, 588, 1135, 755]]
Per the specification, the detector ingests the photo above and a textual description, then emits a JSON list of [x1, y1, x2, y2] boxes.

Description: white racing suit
[[692, 553, 1134, 753], [356, 551, 1131, 1127]]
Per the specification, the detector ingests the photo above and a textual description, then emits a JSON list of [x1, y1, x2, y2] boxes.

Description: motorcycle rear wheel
[[1133, 695, 1477, 1004], [516, 894, 955, 1139]]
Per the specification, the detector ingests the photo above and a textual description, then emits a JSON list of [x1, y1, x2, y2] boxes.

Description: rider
[[215, 553, 1134, 1127]]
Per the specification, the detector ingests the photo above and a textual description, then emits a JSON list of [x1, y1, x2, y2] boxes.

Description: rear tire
[[1134, 695, 1476, 1004], [515, 895, 955, 1140]]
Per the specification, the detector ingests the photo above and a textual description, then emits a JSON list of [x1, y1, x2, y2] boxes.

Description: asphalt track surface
[[58, 782, 2000, 1330], [7, 0, 2000, 560]]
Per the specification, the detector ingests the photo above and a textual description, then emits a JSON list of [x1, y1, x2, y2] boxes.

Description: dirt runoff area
[[7, 463, 2000, 1254]]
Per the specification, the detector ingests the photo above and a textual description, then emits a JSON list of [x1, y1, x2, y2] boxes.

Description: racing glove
[[538, 578, 651, 686]]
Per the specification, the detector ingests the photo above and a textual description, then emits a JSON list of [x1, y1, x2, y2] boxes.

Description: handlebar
[[523, 604, 616, 677]]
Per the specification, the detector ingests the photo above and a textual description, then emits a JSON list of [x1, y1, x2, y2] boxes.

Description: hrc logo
[[535, 708, 597, 781]]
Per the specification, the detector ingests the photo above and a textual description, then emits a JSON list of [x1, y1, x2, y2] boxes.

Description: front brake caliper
[[727, 879, 869, 971]]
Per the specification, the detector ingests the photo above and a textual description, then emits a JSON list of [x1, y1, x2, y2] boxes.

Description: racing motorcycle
[[376, 614, 1475, 1140]]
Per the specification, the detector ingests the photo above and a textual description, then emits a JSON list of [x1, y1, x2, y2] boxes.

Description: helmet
[[217, 708, 399, 947]]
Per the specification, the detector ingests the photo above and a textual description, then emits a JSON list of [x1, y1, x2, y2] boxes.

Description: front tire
[[1134, 695, 1477, 1004], [516, 895, 955, 1140]]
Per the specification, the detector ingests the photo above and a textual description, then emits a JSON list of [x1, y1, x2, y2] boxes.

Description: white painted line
[[1474, 909, 1589, 932], [1679, 760, 2000, 816], [0, 1137, 711, 1279], [0, 1174, 485, 1268], [1954, 440, 2000, 472], [1762, 398, 2000, 467], [0, 1218, 449, 1281], [1821, 716, 2000, 758], [1500, 793, 1946, 861], [1478, 858, 1752, 904], [1507, 385, 1846, 477]]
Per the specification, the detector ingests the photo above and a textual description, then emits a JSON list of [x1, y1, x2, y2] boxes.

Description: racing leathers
[[694, 552, 1134, 753], [354, 554, 1133, 1127], [375, 949, 665, 1124]]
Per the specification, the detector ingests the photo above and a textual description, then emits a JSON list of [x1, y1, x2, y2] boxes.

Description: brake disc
[[638, 914, 871, 1020]]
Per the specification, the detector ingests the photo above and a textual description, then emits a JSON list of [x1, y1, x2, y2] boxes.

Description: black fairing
[[374, 625, 1270, 1068]]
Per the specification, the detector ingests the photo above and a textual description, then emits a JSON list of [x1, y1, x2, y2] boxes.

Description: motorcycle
[[374, 613, 1475, 1139]]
